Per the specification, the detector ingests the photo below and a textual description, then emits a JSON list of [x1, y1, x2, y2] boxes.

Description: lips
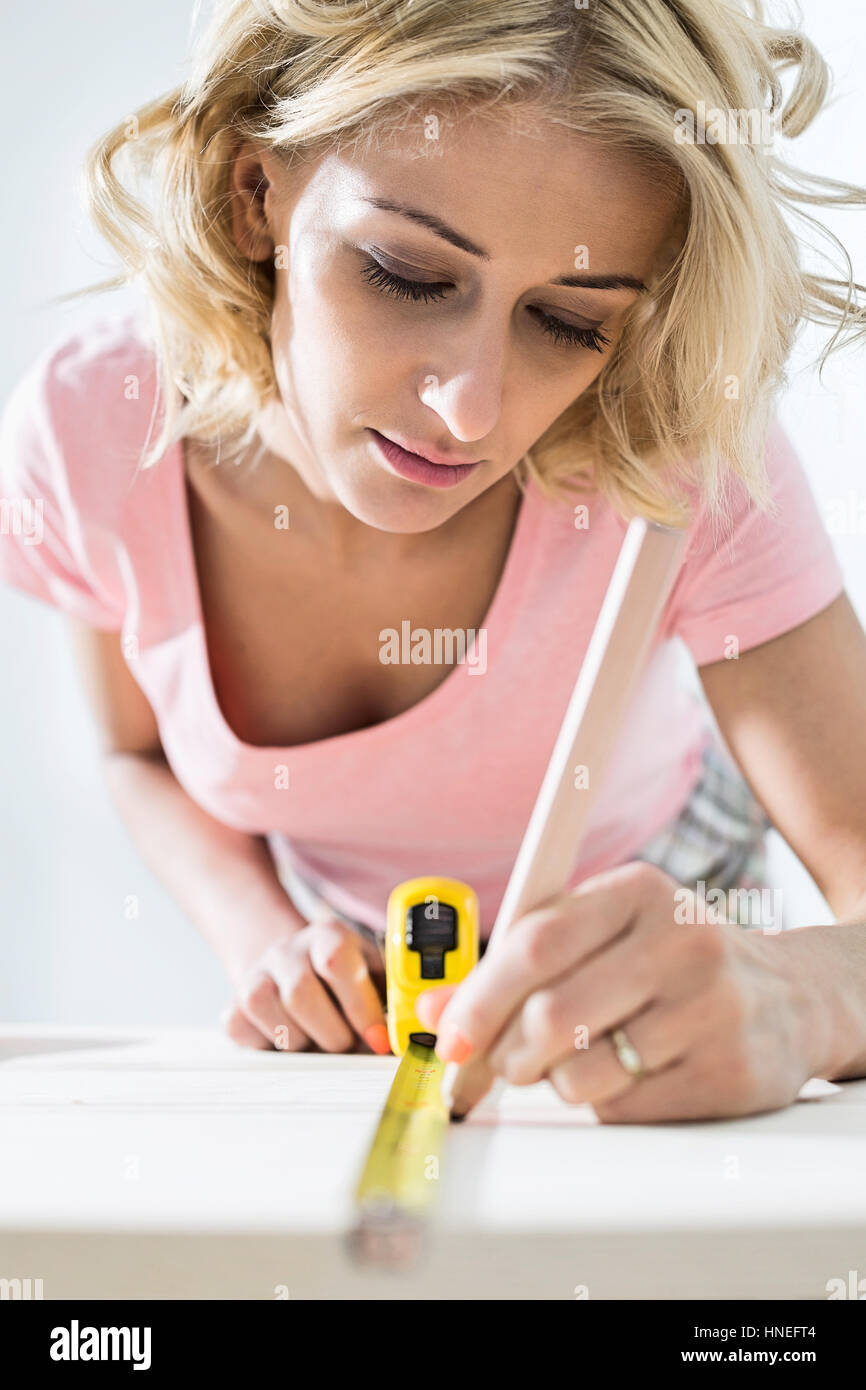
[[375, 430, 481, 469], [368, 429, 482, 490]]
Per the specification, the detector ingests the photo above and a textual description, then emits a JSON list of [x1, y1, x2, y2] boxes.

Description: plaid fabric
[[630, 735, 782, 930], [276, 735, 780, 942]]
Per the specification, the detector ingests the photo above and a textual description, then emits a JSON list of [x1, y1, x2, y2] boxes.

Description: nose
[[418, 312, 509, 446]]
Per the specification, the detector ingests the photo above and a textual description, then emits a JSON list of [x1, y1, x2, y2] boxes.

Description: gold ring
[[610, 1026, 646, 1079]]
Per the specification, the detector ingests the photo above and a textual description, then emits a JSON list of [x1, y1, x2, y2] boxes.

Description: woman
[[2, 0, 865, 1122]]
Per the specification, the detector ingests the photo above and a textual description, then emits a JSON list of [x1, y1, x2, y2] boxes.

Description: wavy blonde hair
[[64, 0, 866, 528]]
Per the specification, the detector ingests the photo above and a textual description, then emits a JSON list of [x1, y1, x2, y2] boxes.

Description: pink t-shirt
[[0, 310, 846, 936]]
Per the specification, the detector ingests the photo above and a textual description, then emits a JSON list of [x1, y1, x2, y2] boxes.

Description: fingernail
[[435, 1024, 474, 1064], [363, 1022, 391, 1055]]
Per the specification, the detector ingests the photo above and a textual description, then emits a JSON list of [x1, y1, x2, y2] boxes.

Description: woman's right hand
[[221, 914, 392, 1055]]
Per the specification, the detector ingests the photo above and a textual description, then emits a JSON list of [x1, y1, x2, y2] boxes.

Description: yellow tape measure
[[348, 876, 479, 1265], [384, 875, 479, 1056]]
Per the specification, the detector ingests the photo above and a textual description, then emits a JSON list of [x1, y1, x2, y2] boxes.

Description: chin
[[339, 476, 459, 534]]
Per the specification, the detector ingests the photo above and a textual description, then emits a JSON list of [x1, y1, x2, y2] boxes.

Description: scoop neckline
[[171, 435, 542, 758]]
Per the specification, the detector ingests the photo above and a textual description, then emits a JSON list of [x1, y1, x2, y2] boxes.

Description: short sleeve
[[0, 352, 123, 632], [663, 417, 845, 665]]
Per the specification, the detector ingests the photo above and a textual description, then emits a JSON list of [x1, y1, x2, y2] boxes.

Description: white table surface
[[1, 1024, 864, 1299]]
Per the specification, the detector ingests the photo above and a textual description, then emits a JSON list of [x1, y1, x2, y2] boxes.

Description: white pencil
[[444, 515, 689, 1117]]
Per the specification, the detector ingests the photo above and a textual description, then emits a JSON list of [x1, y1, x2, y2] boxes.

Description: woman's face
[[231, 104, 681, 533]]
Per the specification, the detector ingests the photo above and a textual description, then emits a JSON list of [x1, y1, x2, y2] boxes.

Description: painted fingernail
[[363, 1023, 391, 1055], [435, 1024, 474, 1064]]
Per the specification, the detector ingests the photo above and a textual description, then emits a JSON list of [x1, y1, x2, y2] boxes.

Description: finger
[[591, 1017, 800, 1124], [545, 1004, 673, 1106], [415, 985, 456, 1030], [589, 1055, 744, 1124], [433, 862, 662, 1063], [546, 989, 732, 1112], [238, 972, 311, 1051], [591, 1060, 699, 1123], [445, 882, 689, 1119], [269, 945, 358, 1053], [221, 1004, 273, 1050], [547, 1043, 638, 1107], [307, 919, 390, 1053], [358, 930, 387, 983], [488, 908, 735, 1086], [484, 926, 659, 1084]]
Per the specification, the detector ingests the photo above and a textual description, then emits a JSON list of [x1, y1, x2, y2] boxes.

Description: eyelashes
[[358, 256, 611, 354], [528, 308, 610, 354], [360, 256, 449, 305]]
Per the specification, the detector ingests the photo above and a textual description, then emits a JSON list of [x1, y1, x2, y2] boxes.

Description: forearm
[[102, 749, 304, 984], [773, 912, 866, 1082]]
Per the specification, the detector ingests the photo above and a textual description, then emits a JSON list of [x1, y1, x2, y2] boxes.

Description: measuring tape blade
[[347, 877, 479, 1267], [348, 1033, 447, 1264]]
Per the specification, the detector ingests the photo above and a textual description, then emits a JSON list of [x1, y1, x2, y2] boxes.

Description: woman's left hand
[[414, 861, 825, 1122]]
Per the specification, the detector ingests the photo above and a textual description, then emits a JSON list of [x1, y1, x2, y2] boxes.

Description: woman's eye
[[527, 308, 611, 354], [359, 255, 611, 353], [359, 257, 450, 304]]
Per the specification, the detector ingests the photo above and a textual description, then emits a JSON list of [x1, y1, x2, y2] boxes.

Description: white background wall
[[1, 1, 864, 1023]]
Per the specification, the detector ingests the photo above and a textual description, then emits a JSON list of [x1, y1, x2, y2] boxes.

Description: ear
[[228, 141, 276, 262]]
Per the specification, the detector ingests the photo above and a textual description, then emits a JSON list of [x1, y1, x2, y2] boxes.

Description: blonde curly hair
[[63, 0, 866, 529]]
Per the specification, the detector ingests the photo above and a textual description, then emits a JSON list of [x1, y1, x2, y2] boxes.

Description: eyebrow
[[361, 196, 648, 293]]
